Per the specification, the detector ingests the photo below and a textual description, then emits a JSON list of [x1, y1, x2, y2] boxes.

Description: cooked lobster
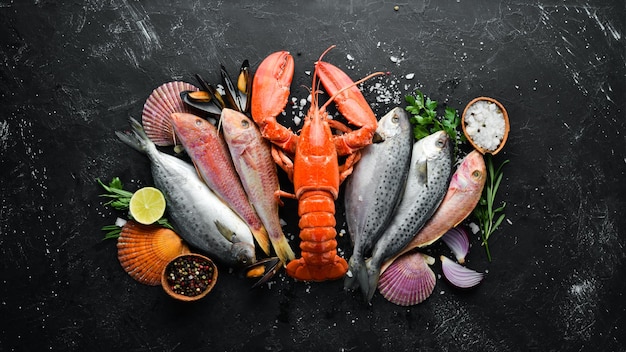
[[251, 46, 382, 281]]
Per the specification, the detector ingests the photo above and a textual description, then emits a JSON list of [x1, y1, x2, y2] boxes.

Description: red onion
[[440, 255, 484, 288], [441, 226, 470, 264]]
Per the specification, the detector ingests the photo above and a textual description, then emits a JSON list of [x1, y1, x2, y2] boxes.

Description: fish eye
[[195, 119, 203, 126], [472, 170, 482, 178], [436, 138, 445, 147], [241, 119, 249, 128], [392, 115, 399, 123]]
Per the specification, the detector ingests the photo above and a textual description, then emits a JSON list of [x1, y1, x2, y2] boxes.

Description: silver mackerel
[[364, 130, 452, 302], [343, 107, 413, 293], [116, 118, 256, 267]]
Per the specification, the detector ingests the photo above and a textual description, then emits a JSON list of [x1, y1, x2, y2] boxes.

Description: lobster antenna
[[320, 71, 385, 112], [311, 45, 337, 109]]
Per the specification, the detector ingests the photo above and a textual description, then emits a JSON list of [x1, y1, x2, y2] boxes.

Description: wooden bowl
[[161, 253, 218, 302], [461, 97, 509, 155]]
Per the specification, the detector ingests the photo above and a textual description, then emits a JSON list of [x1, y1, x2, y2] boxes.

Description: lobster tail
[[285, 191, 348, 281]]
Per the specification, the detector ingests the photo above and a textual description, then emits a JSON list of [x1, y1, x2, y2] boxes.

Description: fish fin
[[344, 256, 367, 291], [238, 147, 257, 167], [416, 157, 428, 185], [270, 233, 295, 263], [364, 258, 382, 303], [116, 118, 153, 154], [215, 220, 235, 242], [251, 227, 271, 256]]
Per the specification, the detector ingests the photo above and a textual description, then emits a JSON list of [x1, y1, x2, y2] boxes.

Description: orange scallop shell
[[117, 221, 190, 286], [461, 96, 510, 155], [142, 81, 199, 146]]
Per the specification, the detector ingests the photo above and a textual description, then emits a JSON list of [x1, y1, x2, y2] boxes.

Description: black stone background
[[1, 1, 625, 351]]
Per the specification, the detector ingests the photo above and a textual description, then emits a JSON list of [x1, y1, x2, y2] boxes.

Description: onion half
[[440, 255, 484, 288], [441, 226, 470, 264]]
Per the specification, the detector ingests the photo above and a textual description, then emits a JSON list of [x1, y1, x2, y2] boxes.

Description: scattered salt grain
[[390, 56, 399, 63], [405, 73, 415, 80], [346, 54, 355, 61]]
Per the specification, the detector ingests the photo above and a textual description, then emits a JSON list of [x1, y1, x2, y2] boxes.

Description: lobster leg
[[251, 51, 299, 154]]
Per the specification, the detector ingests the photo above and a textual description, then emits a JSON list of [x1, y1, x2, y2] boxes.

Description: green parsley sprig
[[97, 177, 173, 239], [405, 90, 466, 153], [472, 155, 509, 261]]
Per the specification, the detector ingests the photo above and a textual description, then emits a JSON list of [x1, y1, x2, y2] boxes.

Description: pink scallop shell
[[378, 251, 436, 306], [142, 81, 199, 146]]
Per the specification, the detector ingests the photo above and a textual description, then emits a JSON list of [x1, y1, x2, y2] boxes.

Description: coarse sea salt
[[464, 100, 506, 152]]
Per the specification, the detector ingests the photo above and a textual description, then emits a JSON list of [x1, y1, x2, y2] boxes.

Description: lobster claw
[[316, 61, 379, 155], [251, 51, 298, 154], [244, 256, 283, 289]]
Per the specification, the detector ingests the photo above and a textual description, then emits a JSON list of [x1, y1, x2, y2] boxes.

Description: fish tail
[[269, 231, 295, 264], [344, 255, 367, 291], [364, 259, 382, 303], [251, 227, 272, 256], [116, 118, 156, 155]]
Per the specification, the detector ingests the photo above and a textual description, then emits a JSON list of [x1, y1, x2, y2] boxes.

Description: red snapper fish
[[168, 112, 271, 255], [220, 108, 295, 264]]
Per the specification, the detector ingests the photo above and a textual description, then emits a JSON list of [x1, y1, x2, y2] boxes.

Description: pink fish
[[381, 150, 487, 274], [221, 108, 295, 264], [169, 112, 271, 255]]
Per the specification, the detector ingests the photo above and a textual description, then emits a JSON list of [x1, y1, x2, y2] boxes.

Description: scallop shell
[[142, 81, 199, 146], [461, 96, 510, 155], [378, 251, 436, 306], [117, 221, 190, 286]]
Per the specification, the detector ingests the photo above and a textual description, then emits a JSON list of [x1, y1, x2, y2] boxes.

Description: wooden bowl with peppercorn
[[161, 253, 218, 302]]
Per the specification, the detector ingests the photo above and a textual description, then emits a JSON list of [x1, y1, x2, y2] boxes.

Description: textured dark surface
[[1, 1, 625, 351]]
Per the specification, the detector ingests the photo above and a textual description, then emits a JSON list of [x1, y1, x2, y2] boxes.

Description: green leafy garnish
[[97, 177, 174, 239], [472, 155, 509, 261], [405, 90, 466, 152], [97, 177, 133, 210]]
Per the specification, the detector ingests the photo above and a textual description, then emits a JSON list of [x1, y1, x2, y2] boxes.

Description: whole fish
[[379, 150, 486, 275], [116, 118, 256, 266], [169, 112, 271, 255], [363, 130, 452, 302], [343, 107, 413, 292], [220, 108, 295, 264]]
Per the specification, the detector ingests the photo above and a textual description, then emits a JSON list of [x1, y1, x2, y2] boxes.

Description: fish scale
[[363, 130, 453, 302], [343, 107, 414, 292]]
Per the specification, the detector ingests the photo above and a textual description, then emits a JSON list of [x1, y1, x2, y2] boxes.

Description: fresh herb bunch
[[97, 177, 173, 239], [472, 155, 509, 261], [405, 90, 466, 149]]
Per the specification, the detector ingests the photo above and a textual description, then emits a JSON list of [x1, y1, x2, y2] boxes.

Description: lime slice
[[129, 187, 166, 225]]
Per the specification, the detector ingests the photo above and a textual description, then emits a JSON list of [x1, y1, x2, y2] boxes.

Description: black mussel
[[244, 257, 282, 289]]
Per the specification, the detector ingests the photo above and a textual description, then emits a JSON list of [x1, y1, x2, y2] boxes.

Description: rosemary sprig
[[472, 155, 509, 261], [97, 177, 174, 239]]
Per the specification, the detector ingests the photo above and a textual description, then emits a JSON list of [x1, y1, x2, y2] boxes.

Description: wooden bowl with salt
[[461, 97, 509, 155]]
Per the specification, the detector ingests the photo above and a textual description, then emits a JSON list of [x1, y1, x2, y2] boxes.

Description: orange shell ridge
[[117, 221, 190, 286]]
